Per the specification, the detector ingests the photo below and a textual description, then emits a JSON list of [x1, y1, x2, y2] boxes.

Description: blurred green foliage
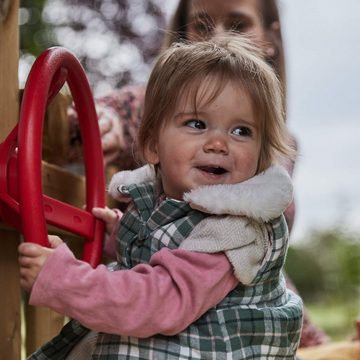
[[286, 227, 359, 301], [306, 301, 359, 341], [19, 0, 166, 92], [285, 227, 360, 339], [20, 0, 57, 56]]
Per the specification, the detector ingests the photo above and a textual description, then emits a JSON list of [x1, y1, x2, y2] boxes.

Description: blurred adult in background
[[68, 0, 332, 350]]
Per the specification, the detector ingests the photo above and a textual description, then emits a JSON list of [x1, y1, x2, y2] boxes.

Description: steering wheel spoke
[[43, 195, 95, 239]]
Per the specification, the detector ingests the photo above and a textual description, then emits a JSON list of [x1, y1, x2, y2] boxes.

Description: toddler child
[[19, 34, 303, 359]]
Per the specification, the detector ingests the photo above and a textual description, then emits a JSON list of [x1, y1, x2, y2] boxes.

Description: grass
[[306, 298, 359, 341]]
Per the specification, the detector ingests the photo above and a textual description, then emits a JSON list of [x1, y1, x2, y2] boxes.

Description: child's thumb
[[48, 235, 63, 249]]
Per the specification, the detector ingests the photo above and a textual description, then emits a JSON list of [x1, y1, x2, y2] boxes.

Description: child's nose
[[203, 133, 229, 154]]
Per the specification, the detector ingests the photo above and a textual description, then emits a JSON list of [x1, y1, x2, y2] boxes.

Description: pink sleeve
[[30, 244, 238, 337]]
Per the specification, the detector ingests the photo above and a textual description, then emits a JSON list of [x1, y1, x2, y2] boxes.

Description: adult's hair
[[138, 34, 293, 173]]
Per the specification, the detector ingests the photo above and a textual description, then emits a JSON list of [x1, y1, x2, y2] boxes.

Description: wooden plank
[[43, 94, 72, 165], [25, 162, 86, 354], [25, 157, 114, 354], [19, 92, 84, 354], [0, 229, 21, 359], [24, 305, 66, 355], [0, 0, 21, 359], [42, 161, 85, 206], [42, 160, 87, 261]]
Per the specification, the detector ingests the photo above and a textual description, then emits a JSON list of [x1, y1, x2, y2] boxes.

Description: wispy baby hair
[[138, 33, 294, 172]]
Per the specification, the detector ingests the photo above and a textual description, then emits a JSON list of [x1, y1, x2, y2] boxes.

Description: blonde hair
[[138, 34, 294, 173]]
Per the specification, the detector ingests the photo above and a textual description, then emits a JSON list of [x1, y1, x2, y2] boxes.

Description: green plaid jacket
[[28, 182, 303, 359]]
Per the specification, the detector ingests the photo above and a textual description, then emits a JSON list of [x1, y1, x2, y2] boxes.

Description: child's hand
[[18, 235, 63, 292], [92, 207, 121, 235]]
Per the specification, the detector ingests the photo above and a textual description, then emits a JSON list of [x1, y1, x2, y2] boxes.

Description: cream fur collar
[[108, 164, 293, 221]]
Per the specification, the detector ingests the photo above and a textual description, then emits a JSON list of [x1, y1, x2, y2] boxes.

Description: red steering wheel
[[18, 47, 105, 267]]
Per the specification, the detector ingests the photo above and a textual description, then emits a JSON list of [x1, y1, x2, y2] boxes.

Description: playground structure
[[0, 46, 106, 267], [0, 1, 107, 357]]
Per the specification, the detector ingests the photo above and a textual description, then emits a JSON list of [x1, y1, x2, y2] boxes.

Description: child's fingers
[[18, 242, 44, 257], [48, 235, 63, 249], [18, 243, 49, 269], [92, 207, 118, 224], [18, 254, 36, 268], [19, 269, 36, 292]]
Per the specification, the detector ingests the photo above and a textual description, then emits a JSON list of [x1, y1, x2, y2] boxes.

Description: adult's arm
[[279, 136, 330, 347], [30, 244, 237, 338], [68, 85, 146, 168], [278, 134, 298, 234]]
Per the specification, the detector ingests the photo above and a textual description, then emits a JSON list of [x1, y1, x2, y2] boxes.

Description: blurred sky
[[163, 1, 360, 242], [279, 0, 360, 241]]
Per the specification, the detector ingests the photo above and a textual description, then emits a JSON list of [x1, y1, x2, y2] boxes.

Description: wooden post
[[0, 0, 21, 359], [25, 160, 86, 355], [1, 5, 111, 353]]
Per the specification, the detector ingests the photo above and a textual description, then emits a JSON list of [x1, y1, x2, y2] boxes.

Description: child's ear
[[143, 139, 160, 165]]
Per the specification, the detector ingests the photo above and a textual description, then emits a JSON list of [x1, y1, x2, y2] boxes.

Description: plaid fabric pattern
[[27, 320, 90, 359], [116, 183, 207, 269], [28, 182, 302, 359]]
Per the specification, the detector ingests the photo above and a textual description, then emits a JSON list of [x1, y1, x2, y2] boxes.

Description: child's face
[[146, 81, 261, 200]]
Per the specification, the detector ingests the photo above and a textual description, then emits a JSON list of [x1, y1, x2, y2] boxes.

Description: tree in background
[[20, 0, 56, 55], [19, 0, 167, 94], [286, 227, 359, 302], [285, 227, 359, 338]]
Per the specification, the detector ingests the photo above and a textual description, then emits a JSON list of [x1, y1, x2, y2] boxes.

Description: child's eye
[[185, 119, 206, 130], [232, 126, 252, 137]]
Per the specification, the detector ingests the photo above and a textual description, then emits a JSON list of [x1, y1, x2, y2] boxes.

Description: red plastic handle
[[18, 47, 105, 267]]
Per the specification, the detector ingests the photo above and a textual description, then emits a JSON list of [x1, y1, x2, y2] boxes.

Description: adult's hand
[[97, 104, 125, 165]]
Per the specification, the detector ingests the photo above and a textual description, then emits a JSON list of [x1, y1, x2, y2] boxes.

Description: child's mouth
[[197, 166, 228, 175]]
